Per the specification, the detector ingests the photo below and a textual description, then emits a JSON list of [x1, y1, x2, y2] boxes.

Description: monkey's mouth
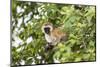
[[44, 27, 50, 34]]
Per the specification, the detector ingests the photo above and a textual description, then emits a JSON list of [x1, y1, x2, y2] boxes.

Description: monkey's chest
[[45, 34, 60, 45], [45, 34, 56, 42]]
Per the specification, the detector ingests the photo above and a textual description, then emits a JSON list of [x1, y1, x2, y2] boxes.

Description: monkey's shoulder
[[51, 28, 66, 37]]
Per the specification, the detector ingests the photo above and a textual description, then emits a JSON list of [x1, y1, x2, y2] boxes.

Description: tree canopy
[[11, 0, 96, 66]]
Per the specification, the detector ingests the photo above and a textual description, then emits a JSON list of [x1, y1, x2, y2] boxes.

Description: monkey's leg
[[45, 43, 54, 52]]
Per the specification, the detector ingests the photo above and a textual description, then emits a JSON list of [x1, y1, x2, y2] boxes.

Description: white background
[[0, 0, 100, 67]]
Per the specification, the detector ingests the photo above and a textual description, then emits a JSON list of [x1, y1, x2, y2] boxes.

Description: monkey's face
[[44, 27, 51, 34], [42, 23, 53, 34]]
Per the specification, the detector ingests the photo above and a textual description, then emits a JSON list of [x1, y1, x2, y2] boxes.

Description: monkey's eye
[[44, 27, 50, 34]]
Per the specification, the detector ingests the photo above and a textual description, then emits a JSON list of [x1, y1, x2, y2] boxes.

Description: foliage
[[11, 0, 96, 66]]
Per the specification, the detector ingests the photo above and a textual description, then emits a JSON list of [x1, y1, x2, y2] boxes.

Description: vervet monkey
[[42, 22, 67, 50]]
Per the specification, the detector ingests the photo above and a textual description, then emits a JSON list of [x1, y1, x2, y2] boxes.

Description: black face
[[44, 27, 50, 34]]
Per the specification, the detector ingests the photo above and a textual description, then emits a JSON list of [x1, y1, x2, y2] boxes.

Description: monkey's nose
[[45, 31, 50, 34], [44, 27, 50, 34]]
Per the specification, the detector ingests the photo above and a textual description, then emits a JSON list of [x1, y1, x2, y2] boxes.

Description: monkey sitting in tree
[[41, 22, 67, 51]]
